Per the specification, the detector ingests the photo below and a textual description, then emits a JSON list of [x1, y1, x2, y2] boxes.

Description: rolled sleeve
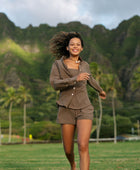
[[88, 76, 103, 93], [50, 62, 77, 91], [86, 64, 103, 93]]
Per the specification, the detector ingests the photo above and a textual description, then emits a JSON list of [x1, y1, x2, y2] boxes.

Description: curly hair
[[49, 31, 84, 59]]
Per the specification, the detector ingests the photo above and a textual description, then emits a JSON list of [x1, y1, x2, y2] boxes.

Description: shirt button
[[73, 87, 75, 90], [72, 93, 74, 96]]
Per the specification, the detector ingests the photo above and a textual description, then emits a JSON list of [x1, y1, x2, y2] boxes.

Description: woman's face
[[67, 37, 83, 57]]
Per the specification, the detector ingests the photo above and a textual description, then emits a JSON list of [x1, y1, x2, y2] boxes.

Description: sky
[[0, 0, 140, 30]]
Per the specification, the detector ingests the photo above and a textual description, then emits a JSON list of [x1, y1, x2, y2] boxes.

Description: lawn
[[0, 141, 140, 170]]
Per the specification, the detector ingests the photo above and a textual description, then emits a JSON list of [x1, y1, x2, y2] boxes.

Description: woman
[[49, 32, 106, 170]]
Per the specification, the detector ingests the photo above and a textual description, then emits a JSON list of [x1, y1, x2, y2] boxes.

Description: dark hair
[[49, 31, 84, 59]]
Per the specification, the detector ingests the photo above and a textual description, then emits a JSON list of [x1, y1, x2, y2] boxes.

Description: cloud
[[79, 0, 140, 28], [0, 0, 140, 29], [0, 0, 80, 27]]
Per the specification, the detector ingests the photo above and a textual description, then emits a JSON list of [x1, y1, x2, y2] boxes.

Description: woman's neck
[[69, 55, 79, 61], [68, 56, 80, 64]]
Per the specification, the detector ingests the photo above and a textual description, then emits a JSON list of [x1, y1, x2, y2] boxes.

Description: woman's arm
[[87, 75, 103, 93], [86, 64, 106, 99], [88, 76, 106, 99], [50, 62, 77, 91]]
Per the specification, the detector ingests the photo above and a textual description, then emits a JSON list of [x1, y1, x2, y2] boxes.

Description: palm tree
[[39, 85, 60, 120], [112, 88, 117, 143], [45, 85, 59, 111], [0, 81, 7, 145], [0, 118, 1, 145], [90, 62, 103, 143], [103, 74, 118, 143], [17, 86, 32, 144], [0, 81, 7, 95], [0, 87, 16, 143]]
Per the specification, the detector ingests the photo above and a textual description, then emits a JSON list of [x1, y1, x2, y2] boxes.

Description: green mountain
[[0, 13, 140, 139], [0, 13, 139, 101]]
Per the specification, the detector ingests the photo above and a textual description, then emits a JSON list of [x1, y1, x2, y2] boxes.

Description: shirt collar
[[61, 56, 83, 62]]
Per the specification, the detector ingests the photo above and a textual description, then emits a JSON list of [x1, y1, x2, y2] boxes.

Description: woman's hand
[[77, 73, 90, 81], [99, 91, 106, 99]]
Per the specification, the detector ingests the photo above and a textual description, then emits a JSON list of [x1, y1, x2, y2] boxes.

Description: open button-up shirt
[[50, 57, 103, 109]]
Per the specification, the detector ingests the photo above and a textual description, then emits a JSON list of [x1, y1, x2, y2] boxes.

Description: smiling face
[[66, 37, 83, 57]]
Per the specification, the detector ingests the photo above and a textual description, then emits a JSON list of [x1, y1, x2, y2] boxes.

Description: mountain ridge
[[0, 12, 139, 102]]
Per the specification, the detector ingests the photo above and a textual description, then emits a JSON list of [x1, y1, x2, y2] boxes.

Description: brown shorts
[[56, 105, 94, 125]]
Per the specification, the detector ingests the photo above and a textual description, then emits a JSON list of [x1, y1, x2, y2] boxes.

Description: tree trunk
[[96, 93, 103, 143], [95, 110, 98, 139], [112, 96, 117, 143], [9, 102, 13, 143], [0, 119, 1, 145], [23, 103, 26, 144]]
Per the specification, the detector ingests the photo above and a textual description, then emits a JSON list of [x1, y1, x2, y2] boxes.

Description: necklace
[[69, 57, 80, 64]]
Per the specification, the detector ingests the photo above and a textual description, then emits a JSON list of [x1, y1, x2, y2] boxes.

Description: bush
[[91, 114, 133, 138], [91, 115, 114, 138], [100, 115, 114, 138], [29, 121, 61, 140], [117, 115, 132, 135]]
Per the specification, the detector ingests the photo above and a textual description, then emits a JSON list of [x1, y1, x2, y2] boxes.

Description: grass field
[[0, 141, 140, 170]]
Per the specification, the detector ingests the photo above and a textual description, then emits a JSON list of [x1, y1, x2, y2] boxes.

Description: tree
[[0, 81, 7, 97], [0, 81, 7, 145], [0, 118, 1, 145], [90, 62, 103, 143], [17, 86, 32, 144], [39, 85, 59, 121], [0, 87, 16, 143], [43, 85, 58, 112], [112, 87, 117, 143], [131, 66, 140, 91], [103, 74, 118, 143]]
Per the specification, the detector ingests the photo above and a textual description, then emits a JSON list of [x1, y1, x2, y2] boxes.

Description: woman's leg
[[61, 124, 76, 170], [77, 119, 92, 170]]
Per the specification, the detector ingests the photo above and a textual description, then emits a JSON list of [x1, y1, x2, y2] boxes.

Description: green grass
[[0, 141, 140, 170]]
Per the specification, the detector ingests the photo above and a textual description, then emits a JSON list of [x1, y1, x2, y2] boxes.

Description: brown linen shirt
[[50, 57, 103, 109]]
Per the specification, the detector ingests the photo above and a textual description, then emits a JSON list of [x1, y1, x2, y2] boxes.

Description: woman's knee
[[65, 149, 74, 157], [78, 141, 88, 153]]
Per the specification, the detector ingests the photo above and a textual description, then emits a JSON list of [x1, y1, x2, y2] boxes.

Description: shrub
[[116, 115, 132, 134], [29, 121, 61, 140]]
